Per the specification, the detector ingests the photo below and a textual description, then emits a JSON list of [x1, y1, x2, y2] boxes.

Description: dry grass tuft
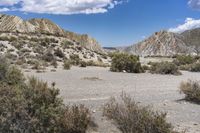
[[180, 80, 200, 104], [103, 92, 177, 133]]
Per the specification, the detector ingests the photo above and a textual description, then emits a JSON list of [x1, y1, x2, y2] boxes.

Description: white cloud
[[188, 0, 200, 10], [0, 8, 10, 12], [169, 18, 200, 33], [0, 0, 125, 14], [0, 0, 20, 6]]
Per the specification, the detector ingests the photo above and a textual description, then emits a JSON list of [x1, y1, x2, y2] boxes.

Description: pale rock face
[[122, 30, 198, 56], [0, 14, 104, 53]]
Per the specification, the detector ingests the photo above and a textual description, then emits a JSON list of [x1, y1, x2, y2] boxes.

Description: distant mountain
[[121, 29, 200, 56], [0, 14, 103, 53], [181, 28, 200, 54]]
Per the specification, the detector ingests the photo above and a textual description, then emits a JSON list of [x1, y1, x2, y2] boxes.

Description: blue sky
[[0, 0, 200, 47]]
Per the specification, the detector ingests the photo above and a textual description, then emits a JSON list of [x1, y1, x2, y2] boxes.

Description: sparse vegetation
[[63, 60, 71, 70], [80, 61, 87, 67], [103, 93, 176, 133], [150, 62, 181, 75], [70, 54, 81, 65], [51, 59, 58, 68], [82, 77, 102, 81], [173, 55, 196, 66], [54, 48, 65, 58], [42, 51, 55, 62], [180, 80, 200, 104], [0, 57, 94, 133], [190, 63, 200, 72], [110, 53, 143, 73]]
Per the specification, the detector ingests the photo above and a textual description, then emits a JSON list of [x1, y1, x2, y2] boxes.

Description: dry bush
[[54, 48, 65, 58], [103, 93, 176, 133], [190, 63, 200, 72], [80, 61, 87, 67], [42, 51, 55, 62], [5, 66, 25, 85], [51, 59, 58, 68], [60, 105, 94, 133], [173, 55, 196, 66], [150, 62, 181, 75], [70, 54, 81, 65], [0, 57, 9, 81], [0, 59, 94, 133], [0, 57, 24, 85], [180, 80, 200, 104], [63, 60, 71, 70]]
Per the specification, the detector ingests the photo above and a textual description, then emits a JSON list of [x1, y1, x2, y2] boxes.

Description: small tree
[[110, 53, 143, 73]]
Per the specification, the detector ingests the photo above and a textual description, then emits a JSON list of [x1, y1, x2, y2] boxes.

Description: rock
[[120, 29, 200, 56], [0, 14, 104, 54]]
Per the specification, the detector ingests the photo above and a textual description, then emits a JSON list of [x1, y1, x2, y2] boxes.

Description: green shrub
[[0, 57, 24, 85], [110, 53, 143, 73], [150, 62, 181, 75], [5, 66, 24, 85], [173, 55, 196, 66], [42, 51, 55, 62], [0, 57, 9, 81], [142, 65, 150, 71], [51, 59, 58, 68], [54, 48, 65, 58], [61, 40, 74, 49], [103, 93, 176, 133], [31, 61, 42, 70], [0, 77, 93, 133], [180, 80, 200, 104], [63, 60, 71, 70], [178, 64, 192, 71], [0, 61, 94, 133], [190, 63, 200, 72], [80, 61, 87, 67], [70, 54, 81, 65]]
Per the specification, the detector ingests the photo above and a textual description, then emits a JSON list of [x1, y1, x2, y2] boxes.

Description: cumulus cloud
[[169, 18, 200, 33], [0, 8, 10, 12], [0, 0, 125, 14], [0, 0, 21, 6], [188, 0, 200, 10]]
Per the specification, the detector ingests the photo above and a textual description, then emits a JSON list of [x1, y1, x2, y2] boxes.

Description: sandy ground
[[24, 67, 200, 133]]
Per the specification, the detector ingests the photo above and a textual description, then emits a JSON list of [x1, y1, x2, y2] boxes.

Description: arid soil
[[24, 67, 200, 133]]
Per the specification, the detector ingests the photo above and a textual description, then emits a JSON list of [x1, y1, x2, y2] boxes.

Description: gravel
[[24, 66, 200, 133]]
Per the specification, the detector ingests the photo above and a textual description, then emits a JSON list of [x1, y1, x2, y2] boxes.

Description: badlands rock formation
[[0, 14, 103, 53], [122, 29, 200, 56]]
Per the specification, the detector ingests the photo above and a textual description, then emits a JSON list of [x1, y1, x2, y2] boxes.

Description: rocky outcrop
[[28, 19, 66, 35], [0, 14, 104, 53], [122, 30, 199, 56], [0, 14, 35, 33], [181, 28, 200, 54]]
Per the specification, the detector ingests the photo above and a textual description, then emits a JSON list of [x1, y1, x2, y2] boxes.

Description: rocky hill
[[122, 29, 200, 56], [0, 14, 103, 53], [181, 28, 200, 54], [0, 14, 109, 70]]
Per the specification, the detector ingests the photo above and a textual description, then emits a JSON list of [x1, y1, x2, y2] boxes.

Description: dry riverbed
[[24, 66, 200, 133]]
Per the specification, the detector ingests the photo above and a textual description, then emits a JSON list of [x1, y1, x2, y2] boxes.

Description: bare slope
[[122, 29, 200, 56]]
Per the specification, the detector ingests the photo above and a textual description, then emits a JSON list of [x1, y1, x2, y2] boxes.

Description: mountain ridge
[[120, 29, 200, 56], [0, 14, 103, 53]]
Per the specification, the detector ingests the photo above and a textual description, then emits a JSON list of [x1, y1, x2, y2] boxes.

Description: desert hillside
[[121, 29, 200, 56], [0, 14, 110, 70]]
